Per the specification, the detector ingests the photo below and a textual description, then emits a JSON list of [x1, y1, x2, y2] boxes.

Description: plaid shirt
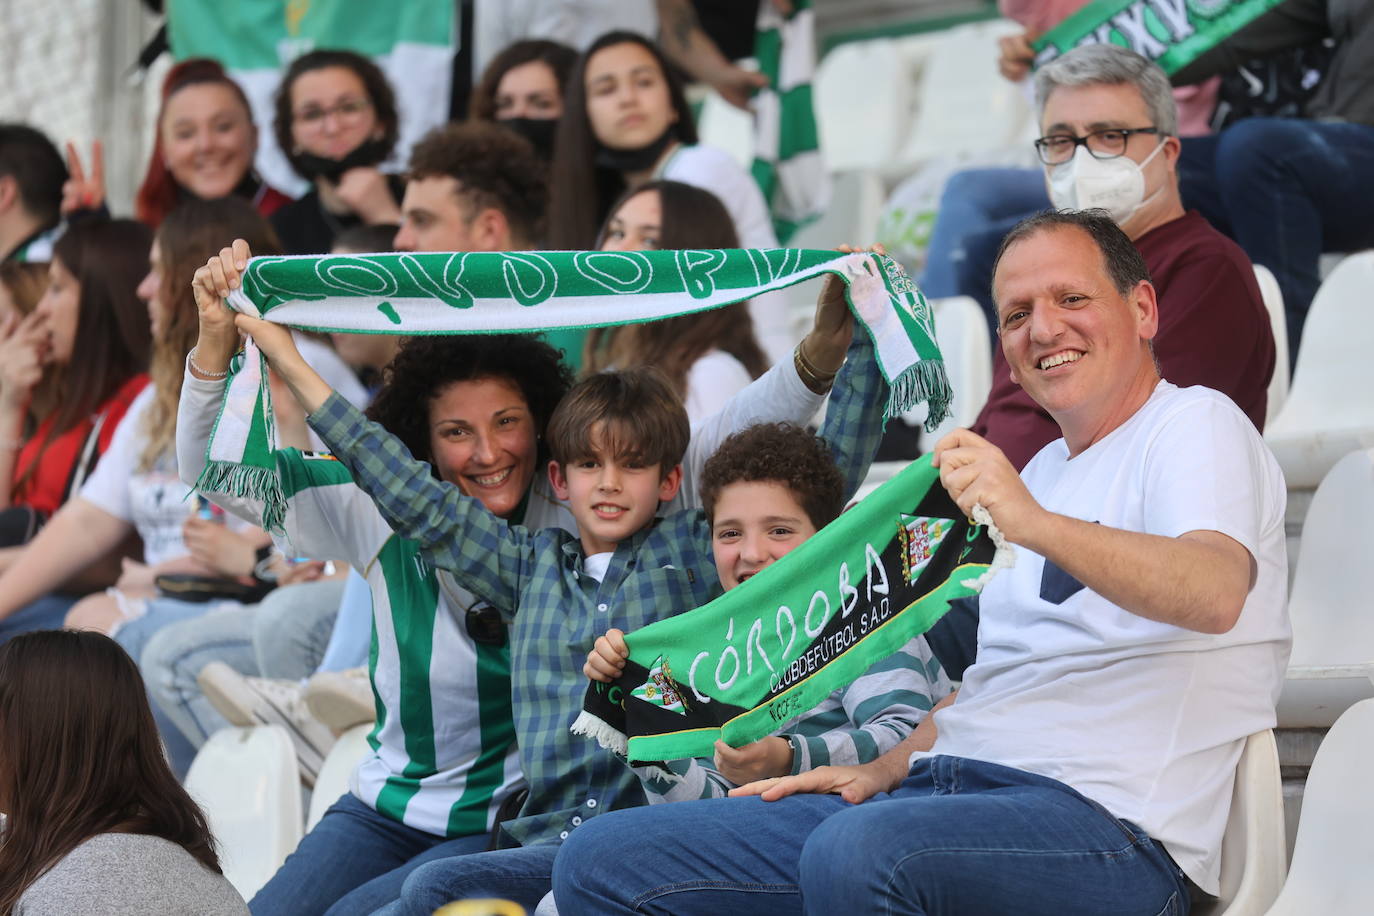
[[307, 331, 886, 846]]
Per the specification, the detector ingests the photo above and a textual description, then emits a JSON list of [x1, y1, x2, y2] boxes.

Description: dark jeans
[[553, 755, 1190, 916], [249, 792, 489, 916], [1178, 117, 1374, 356]]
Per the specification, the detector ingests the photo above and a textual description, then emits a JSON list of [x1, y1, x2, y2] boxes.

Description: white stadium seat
[[1265, 699, 1374, 914], [185, 725, 303, 900], [1264, 252, 1374, 488], [305, 723, 374, 832], [814, 39, 915, 173], [1275, 449, 1374, 728], [1194, 730, 1287, 916], [1252, 264, 1288, 426]]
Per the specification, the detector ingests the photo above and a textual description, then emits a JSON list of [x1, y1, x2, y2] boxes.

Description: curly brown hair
[[405, 122, 547, 247], [364, 334, 573, 469], [700, 423, 845, 529]]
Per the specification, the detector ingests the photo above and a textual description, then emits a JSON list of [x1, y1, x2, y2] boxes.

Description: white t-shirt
[[930, 382, 1290, 894], [657, 145, 795, 363], [80, 337, 369, 566], [684, 350, 754, 427]]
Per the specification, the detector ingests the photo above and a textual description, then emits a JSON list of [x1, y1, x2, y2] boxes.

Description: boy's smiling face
[[549, 422, 683, 556], [711, 481, 818, 591]]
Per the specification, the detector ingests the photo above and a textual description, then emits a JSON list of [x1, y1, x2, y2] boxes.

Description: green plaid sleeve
[[307, 392, 535, 612], [820, 326, 887, 502]]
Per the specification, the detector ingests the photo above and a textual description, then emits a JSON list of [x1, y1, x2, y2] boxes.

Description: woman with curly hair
[[0, 629, 245, 915]]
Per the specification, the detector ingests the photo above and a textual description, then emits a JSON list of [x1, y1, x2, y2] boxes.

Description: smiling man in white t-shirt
[[550, 208, 1290, 916]]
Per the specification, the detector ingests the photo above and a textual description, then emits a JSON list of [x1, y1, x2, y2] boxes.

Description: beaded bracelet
[[188, 347, 230, 379]]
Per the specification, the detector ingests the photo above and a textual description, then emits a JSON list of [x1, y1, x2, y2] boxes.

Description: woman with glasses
[[269, 50, 405, 255]]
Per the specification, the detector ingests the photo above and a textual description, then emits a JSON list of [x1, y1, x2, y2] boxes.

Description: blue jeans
[[316, 568, 372, 673], [920, 167, 1049, 331], [1178, 117, 1374, 355], [0, 594, 74, 645], [250, 791, 490, 916], [553, 756, 1189, 915], [373, 843, 561, 915], [141, 579, 345, 749]]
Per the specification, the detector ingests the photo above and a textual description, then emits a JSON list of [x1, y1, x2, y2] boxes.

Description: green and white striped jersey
[[181, 372, 573, 837]]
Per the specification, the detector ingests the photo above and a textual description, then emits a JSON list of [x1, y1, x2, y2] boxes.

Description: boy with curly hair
[[585, 422, 953, 799]]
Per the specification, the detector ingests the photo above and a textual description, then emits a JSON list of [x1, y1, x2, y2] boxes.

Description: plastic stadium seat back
[[1264, 699, 1374, 914], [1264, 252, 1374, 488], [185, 725, 303, 900]]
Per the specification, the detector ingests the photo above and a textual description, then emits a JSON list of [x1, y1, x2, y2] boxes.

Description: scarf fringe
[[570, 710, 628, 757], [960, 505, 1016, 591], [887, 358, 953, 430], [194, 460, 287, 534]]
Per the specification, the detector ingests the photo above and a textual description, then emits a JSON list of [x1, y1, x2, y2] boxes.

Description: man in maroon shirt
[[970, 45, 1274, 471]]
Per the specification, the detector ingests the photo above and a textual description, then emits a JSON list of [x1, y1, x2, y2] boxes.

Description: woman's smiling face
[[427, 376, 539, 520]]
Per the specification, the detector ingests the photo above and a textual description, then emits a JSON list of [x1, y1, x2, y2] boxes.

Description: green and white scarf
[[204, 248, 948, 531], [1033, 0, 1284, 74], [751, 0, 829, 243], [572, 454, 1011, 764]]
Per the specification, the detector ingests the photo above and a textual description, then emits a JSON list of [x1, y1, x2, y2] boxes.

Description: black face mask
[[498, 117, 559, 160], [594, 125, 678, 173], [294, 136, 390, 183]]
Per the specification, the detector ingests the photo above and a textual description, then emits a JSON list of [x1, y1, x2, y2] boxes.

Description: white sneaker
[[305, 666, 376, 732], [197, 662, 336, 786]]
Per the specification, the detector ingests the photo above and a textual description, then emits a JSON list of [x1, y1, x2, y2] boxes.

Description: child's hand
[[714, 736, 794, 785], [583, 628, 628, 682]]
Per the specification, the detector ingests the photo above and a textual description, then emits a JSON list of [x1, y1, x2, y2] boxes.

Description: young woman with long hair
[[586, 180, 768, 422], [269, 49, 404, 254], [0, 200, 279, 648], [0, 629, 246, 914], [135, 58, 289, 229], [546, 31, 791, 358], [0, 222, 151, 564], [469, 39, 578, 161]]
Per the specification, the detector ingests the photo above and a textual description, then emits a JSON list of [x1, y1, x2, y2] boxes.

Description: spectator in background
[[393, 120, 587, 368], [1169, 0, 1374, 355], [0, 123, 67, 264], [135, 59, 289, 229], [920, 0, 1220, 320], [269, 50, 405, 255], [585, 180, 768, 423], [328, 223, 404, 394], [547, 31, 791, 359], [935, 45, 1277, 681], [0, 630, 247, 915], [469, 39, 579, 161], [0, 222, 152, 564]]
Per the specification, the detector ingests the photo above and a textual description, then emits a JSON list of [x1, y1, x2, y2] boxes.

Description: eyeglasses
[[294, 97, 372, 128], [1034, 127, 1160, 165], [466, 604, 508, 648]]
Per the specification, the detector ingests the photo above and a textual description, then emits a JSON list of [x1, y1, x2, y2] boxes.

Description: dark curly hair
[[700, 423, 845, 529], [364, 334, 573, 470], [273, 49, 400, 180], [405, 121, 547, 247]]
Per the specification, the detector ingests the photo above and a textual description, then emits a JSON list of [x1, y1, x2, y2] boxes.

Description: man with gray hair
[[968, 44, 1274, 468], [552, 207, 1290, 916]]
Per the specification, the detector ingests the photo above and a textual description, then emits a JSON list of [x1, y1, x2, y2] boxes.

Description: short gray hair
[[1034, 44, 1178, 137]]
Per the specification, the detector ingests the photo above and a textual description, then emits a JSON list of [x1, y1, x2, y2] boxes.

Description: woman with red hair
[[135, 58, 288, 229]]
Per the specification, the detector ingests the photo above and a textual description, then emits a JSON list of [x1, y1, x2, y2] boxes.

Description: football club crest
[[631, 655, 688, 715], [898, 514, 955, 584]]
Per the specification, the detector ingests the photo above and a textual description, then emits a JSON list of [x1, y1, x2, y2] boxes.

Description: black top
[[270, 173, 405, 255]]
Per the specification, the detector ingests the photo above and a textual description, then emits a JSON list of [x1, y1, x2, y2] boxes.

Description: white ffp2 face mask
[[1046, 141, 1165, 225]]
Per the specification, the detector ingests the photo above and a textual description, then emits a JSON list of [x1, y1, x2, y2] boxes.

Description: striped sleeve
[[633, 758, 735, 804], [786, 635, 952, 773]]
